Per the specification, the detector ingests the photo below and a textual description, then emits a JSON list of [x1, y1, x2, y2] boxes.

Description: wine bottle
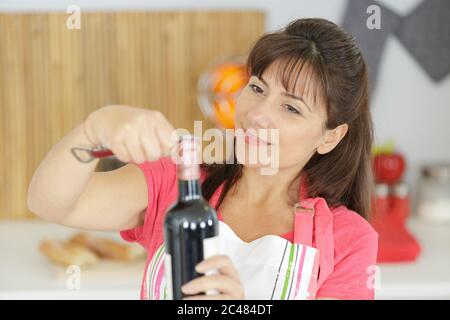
[[163, 135, 219, 300]]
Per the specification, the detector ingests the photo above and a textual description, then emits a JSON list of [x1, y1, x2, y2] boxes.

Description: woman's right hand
[[84, 105, 177, 164]]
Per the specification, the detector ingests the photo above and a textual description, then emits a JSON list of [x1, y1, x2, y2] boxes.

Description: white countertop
[[0, 220, 145, 300], [1, 217, 450, 300], [375, 217, 450, 299]]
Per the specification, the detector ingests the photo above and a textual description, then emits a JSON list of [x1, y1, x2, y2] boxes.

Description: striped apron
[[141, 199, 320, 300]]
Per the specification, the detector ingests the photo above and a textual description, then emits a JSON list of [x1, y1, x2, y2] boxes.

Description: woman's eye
[[249, 84, 264, 94], [284, 104, 301, 115]]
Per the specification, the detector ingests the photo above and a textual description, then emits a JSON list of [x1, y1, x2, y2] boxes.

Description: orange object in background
[[211, 63, 247, 94], [198, 57, 248, 129], [213, 97, 236, 129]]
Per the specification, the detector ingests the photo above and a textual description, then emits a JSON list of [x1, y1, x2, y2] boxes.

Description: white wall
[[0, 0, 348, 31], [2, 0, 450, 208]]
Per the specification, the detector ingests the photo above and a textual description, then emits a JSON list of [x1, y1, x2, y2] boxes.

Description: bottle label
[[203, 235, 220, 296], [164, 253, 173, 300]]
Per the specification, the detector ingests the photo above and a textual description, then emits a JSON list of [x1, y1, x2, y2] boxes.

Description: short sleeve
[[316, 208, 379, 300], [119, 157, 177, 251]]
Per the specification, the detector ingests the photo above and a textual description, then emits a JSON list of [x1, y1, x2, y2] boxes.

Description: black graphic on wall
[[342, 0, 450, 90]]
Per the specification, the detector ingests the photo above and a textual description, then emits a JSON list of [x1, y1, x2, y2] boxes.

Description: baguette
[[69, 233, 145, 261], [39, 239, 99, 268]]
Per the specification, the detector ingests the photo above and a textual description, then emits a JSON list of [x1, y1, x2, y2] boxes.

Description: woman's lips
[[244, 131, 271, 146]]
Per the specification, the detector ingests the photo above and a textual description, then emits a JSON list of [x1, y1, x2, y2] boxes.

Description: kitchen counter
[[1, 217, 450, 300], [375, 217, 450, 299], [0, 220, 145, 300]]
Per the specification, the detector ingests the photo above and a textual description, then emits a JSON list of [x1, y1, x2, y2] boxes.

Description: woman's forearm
[[27, 122, 99, 221]]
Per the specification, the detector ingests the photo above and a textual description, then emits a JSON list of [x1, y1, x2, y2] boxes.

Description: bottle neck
[[176, 134, 202, 202], [178, 179, 202, 202]]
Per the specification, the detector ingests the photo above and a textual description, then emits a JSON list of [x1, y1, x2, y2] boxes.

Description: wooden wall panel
[[0, 11, 265, 219]]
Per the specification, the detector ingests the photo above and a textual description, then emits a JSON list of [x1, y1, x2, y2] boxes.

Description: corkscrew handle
[[71, 134, 192, 163], [70, 146, 114, 163]]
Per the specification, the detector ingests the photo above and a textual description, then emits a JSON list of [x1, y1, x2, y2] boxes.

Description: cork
[[176, 135, 201, 181]]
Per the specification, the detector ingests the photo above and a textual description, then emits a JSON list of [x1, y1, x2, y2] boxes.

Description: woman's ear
[[316, 123, 348, 155]]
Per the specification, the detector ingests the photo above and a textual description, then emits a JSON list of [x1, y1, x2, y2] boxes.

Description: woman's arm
[[27, 105, 176, 231], [27, 124, 147, 231]]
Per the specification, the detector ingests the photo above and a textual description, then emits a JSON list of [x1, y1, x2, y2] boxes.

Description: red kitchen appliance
[[371, 144, 421, 263]]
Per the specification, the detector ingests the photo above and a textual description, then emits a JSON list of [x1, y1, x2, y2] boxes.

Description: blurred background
[[0, 0, 449, 299]]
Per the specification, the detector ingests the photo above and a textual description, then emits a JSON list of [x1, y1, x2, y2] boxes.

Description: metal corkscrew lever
[[70, 145, 114, 163], [71, 135, 189, 163]]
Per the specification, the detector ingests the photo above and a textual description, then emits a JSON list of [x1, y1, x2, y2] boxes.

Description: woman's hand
[[181, 255, 245, 300], [84, 105, 177, 164]]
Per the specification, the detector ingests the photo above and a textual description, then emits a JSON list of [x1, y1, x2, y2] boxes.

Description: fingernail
[[195, 262, 205, 272], [181, 284, 192, 293]]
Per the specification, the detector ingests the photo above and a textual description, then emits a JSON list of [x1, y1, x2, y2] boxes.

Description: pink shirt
[[120, 157, 379, 300]]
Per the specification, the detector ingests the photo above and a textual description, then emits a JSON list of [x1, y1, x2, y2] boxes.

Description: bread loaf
[[39, 239, 99, 267], [69, 233, 145, 261]]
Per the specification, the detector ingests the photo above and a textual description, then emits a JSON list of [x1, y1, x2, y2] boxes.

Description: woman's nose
[[246, 104, 272, 129]]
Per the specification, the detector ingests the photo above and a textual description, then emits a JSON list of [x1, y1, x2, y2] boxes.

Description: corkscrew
[[70, 145, 114, 163], [70, 134, 197, 163]]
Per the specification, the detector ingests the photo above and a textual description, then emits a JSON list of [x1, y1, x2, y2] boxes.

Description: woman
[[28, 18, 378, 300]]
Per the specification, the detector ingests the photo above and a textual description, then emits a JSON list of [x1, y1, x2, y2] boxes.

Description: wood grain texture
[[0, 11, 265, 219]]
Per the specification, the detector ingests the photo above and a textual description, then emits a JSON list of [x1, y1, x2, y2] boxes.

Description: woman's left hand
[[181, 255, 245, 300]]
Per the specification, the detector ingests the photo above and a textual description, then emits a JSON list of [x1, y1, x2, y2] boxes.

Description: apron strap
[[294, 201, 314, 247]]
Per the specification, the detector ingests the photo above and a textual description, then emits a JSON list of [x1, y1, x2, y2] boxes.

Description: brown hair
[[201, 18, 374, 219]]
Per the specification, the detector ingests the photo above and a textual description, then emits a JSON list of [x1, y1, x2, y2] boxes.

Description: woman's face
[[234, 61, 328, 172]]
